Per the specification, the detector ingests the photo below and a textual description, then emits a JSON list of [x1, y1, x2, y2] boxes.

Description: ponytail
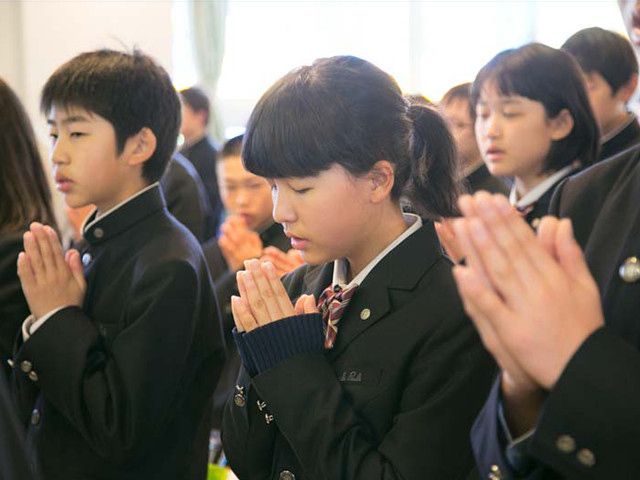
[[405, 105, 461, 220]]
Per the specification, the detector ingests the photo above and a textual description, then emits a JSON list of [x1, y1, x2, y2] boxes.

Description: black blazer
[[11, 186, 225, 480], [0, 232, 29, 368], [181, 136, 223, 232], [222, 221, 496, 480], [0, 368, 34, 480], [598, 116, 640, 162], [471, 145, 640, 479], [161, 153, 216, 242]]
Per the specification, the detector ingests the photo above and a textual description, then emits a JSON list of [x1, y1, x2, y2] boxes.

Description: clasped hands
[[447, 192, 604, 432], [219, 216, 303, 276], [17, 222, 86, 320], [231, 259, 317, 333]]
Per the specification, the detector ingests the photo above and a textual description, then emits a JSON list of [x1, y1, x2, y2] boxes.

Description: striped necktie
[[317, 283, 358, 349]]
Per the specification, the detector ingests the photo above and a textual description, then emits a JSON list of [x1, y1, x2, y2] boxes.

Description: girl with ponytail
[[221, 55, 495, 480]]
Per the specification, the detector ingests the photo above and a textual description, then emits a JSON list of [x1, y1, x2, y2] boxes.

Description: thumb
[[66, 249, 86, 291], [555, 219, 591, 282], [303, 294, 318, 314], [294, 295, 307, 315]]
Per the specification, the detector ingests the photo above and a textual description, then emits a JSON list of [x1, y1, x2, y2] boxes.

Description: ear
[[367, 160, 395, 204], [122, 127, 157, 167], [549, 109, 575, 141], [615, 72, 638, 103]]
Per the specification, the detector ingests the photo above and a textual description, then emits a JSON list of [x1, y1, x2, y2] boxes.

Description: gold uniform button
[[20, 360, 32, 373], [577, 448, 596, 467], [28, 370, 39, 382], [233, 393, 246, 407], [93, 227, 104, 239], [556, 434, 576, 453], [619, 256, 640, 283], [360, 308, 371, 320], [279, 470, 295, 480]]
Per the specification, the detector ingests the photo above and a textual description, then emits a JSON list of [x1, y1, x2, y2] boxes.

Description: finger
[[238, 268, 272, 325], [536, 216, 560, 260], [231, 295, 258, 332], [489, 195, 567, 291], [17, 251, 35, 287], [451, 218, 491, 287], [453, 265, 527, 377], [262, 246, 287, 259], [66, 250, 87, 291], [555, 219, 593, 283], [44, 225, 67, 272], [294, 294, 308, 316], [435, 220, 463, 263], [23, 231, 46, 279], [30, 223, 57, 275], [245, 259, 285, 320], [302, 294, 318, 314], [261, 261, 295, 317]]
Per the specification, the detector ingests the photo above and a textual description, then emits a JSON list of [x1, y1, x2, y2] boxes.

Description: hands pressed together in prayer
[[448, 192, 604, 435], [17, 222, 86, 320], [231, 259, 317, 333], [219, 216, 304, 275]]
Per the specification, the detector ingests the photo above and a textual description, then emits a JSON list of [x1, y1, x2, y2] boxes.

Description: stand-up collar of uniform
[[82, 182, 165, 245]]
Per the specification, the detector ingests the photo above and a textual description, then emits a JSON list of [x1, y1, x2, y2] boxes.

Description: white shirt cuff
[[21, 307, 67, 341]]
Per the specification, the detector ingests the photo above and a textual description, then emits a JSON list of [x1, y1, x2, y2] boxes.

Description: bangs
[[242, 65, 368, 179]]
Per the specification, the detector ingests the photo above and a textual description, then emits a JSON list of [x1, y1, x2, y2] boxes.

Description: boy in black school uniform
[[562, 27, 640, 161], [202, 134, 300, 430], [13, 49, 225, 480]]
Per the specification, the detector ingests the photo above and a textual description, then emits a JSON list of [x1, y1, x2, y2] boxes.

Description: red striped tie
[[317, 283, 358, 349]]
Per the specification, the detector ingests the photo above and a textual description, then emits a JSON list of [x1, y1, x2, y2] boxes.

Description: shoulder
[[551, 145, 640, 246]]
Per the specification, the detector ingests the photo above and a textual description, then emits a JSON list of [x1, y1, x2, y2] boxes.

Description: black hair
[[221, 134, 244, 158], [562, 27, 638, 94], [441, 82, 472, 106], [470, 43, 599, 172], [242, 55, 460, 220], [0, 78, 57, 234], [179, 87, 211, 125], [41, 49, 181, 183]]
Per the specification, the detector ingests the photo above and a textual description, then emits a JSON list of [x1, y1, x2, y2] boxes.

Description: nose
[[483, 113, 501, 139], [272, 186, 296, 225], [50, 136, 68, 166]]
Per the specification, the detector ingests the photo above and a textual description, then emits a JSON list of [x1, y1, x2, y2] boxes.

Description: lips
[[285, 231, 309, 250], [55, 173, 73, 193], [485, 147, 505, 159]]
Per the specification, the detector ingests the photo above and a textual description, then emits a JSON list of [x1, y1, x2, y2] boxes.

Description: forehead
[[442, 97, 471, 118], [219, 155, 262, 179], [477, 82, 532, 106], [47, 104, 97, 125]]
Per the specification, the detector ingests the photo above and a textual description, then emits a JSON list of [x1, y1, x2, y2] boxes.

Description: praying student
[[563, 27, 640, 161], [13, 49, 225, 480], [471, 43, 599, 229], [203, 133, 301, 430], [221, 55, 495, 480]]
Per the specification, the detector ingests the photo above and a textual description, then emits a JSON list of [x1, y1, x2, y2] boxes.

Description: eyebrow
[[47, 115, 91, 126]]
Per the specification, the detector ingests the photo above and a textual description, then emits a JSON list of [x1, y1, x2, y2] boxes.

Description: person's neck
[[601, 110, 631, 140], [95, 178, 151, 217], [184, 129, 207, 147], [344, 204, 407, 283], [462, 155, 485, 177], [514, 171, 550, 198]]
